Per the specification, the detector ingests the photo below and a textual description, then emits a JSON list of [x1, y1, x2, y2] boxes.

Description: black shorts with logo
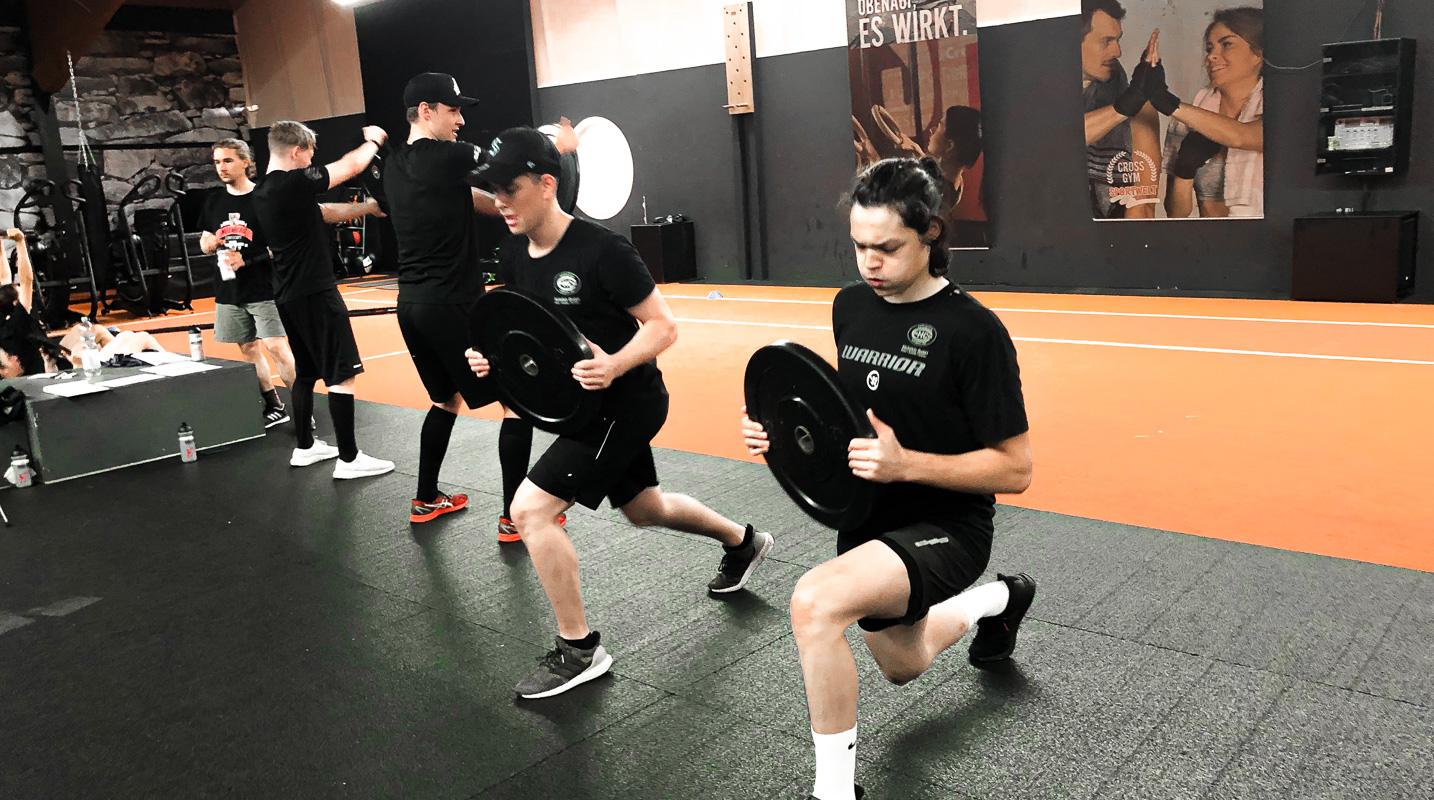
[[525, 390, 667, 511], [276, 288, 364, 385], [396, 301, 500, 409], [837, 519, 992, 632]]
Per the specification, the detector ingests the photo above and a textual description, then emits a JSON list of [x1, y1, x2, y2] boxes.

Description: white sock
[[811, 726, 857, 800], [951, 580, 1010, 629]]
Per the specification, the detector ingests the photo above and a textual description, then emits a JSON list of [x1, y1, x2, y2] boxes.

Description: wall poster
[[1081, 0, 1265, 220], [848, 1, 989, 248]]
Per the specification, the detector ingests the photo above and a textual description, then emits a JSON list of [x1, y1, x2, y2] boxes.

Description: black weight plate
[[361, 150, 389, 214], [744, 340, 876, 530], [469, 287, 599, 435], [557, 150, 580, 215]]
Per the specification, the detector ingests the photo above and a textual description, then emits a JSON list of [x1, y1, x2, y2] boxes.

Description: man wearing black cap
[[383, 73, 578, 533], [464, 127, 775, 699]]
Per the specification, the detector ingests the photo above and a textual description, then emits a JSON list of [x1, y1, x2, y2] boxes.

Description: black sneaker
[[968, 573, 1036, 665], [515, 635, 613, 699], [263, 405, 291, 429], [707, 527, 774, 593], [808, 786, 864, 799]]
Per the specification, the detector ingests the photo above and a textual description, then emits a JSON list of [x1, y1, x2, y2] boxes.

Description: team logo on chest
[[554, 272, 581, 296], [866, 370, 880, 391], [907, 323, 937, 347]]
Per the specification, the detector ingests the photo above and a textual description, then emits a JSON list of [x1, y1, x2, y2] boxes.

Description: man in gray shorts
[[200, 138, 297, 427]]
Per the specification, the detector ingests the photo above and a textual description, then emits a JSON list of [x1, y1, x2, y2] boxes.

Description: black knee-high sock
[[498, 417, 533, 519], [291, 378, 317, 449], [417, 405, 457, 502], [328, 392, 357, 461]]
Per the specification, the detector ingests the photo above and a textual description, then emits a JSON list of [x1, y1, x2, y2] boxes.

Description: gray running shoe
[[708, 527, 774, 593], [515, 635, 613, 699]]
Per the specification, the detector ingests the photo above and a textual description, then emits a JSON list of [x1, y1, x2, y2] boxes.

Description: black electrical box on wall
[[1316, 38, 1417, 176]]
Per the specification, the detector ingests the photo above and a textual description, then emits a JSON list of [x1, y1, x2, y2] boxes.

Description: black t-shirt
[[252, 167, 336, 304], [832, 282, 1028, 538], [200, 186, 275, 306], [498, 219, 663, 410], [384, 138, 487, 305]]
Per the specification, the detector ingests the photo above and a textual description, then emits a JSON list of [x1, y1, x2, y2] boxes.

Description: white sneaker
[[333, 451, 395, 480], [291, 438, 341, 467]]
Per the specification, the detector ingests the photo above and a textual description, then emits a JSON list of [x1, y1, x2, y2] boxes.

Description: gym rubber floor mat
[[2, 400, 1429, 798]]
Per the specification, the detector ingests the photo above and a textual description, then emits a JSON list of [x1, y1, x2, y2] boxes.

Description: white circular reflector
[[572, 117, 633, 220]]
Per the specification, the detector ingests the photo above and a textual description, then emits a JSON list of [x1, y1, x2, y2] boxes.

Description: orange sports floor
[[104, 281, 1434, 574]]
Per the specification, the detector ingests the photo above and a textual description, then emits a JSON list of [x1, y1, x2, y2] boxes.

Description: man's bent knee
[[619, 491, 664, 528], [790, 572, 852, 636]]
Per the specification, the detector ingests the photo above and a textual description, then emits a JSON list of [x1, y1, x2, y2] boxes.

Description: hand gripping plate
[[469, 288, 600, 435], [744, 340, 876, 530]]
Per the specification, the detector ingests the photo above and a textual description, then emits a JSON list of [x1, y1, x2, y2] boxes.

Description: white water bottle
[[218, 247, 237, 281], [189, 327, 204, 361], [78, 316, 101, 378], [9, 446, 33, 488], [178, 422, 197, 462]]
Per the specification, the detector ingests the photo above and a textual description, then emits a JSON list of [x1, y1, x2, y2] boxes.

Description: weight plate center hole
[[794, 425, 816, 456]]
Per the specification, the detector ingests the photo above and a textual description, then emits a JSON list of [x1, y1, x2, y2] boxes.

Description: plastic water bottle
[[189, 327, 204, 362], [78, 316, 101, 378], [9, 446, 32, 488], [178, 422, 197, 462]]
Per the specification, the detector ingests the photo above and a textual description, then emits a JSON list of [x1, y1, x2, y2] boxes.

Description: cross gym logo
[[907, 323, 937, 347], [554, 272, 581, 295]]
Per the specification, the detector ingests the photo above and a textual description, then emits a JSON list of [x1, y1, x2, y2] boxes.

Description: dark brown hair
[[1206, 7, 1264, 57], [848, 157, 950, 278]]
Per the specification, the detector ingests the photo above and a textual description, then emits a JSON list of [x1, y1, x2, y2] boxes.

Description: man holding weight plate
[[465, 127, 775, 700], [742, 157, 1036, 800]]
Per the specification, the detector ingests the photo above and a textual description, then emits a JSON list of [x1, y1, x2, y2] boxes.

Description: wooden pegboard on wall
[[723, 3, 755, 115]]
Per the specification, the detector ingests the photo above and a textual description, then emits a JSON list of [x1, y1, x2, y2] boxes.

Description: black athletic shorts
[[837, 519, 992, 633], [276, 288, 364, 385], [526, 391, 668, 511], [396, 301, 500, 409]]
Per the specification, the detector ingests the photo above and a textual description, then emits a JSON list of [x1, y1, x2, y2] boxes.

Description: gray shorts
[[214, 300, 286, 344]]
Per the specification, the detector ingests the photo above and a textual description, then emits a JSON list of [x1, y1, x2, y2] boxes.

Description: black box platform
[[0, 359, 265, 484]]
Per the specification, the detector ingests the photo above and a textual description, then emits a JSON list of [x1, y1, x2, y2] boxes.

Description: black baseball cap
[[470, 127, 561, 188], [402, 72, 479, 108]]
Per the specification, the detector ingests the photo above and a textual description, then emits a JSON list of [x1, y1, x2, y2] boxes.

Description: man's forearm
[[320, 202, 375, 224], [902, 445, 1032, 495], [1084, 105, 1130, 146], [610, 319, 677, 378]]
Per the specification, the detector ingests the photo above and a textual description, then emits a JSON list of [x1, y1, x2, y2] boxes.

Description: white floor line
[[673, 317, 1434, 365], [1011, 337, 1434, 365], [365, 349, 410, 360], [666, 295, 831, 305], [674, 317, 829, 331], [990, 307, 1434, 330], [666, 294, 1434, 330]]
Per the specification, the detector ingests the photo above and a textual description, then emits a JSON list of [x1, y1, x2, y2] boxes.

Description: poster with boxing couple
[[1082, 0, 1266, 220], [847, 0, 990, 248]]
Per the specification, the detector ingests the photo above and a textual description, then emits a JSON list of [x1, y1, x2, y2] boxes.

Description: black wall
[[352, 0, 535, 264], [353, 0, 534, 147], [538, 1, 1434, 299]]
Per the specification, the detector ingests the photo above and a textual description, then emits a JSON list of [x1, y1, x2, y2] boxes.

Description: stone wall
[[0, 26, 247, 231]]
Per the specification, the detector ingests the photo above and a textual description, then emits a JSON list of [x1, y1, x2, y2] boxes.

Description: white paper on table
[[140, 361, 221, 377], [131, 351, 189, 366], [42, 381, 111, 397], [97, 373, 167, 388]]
